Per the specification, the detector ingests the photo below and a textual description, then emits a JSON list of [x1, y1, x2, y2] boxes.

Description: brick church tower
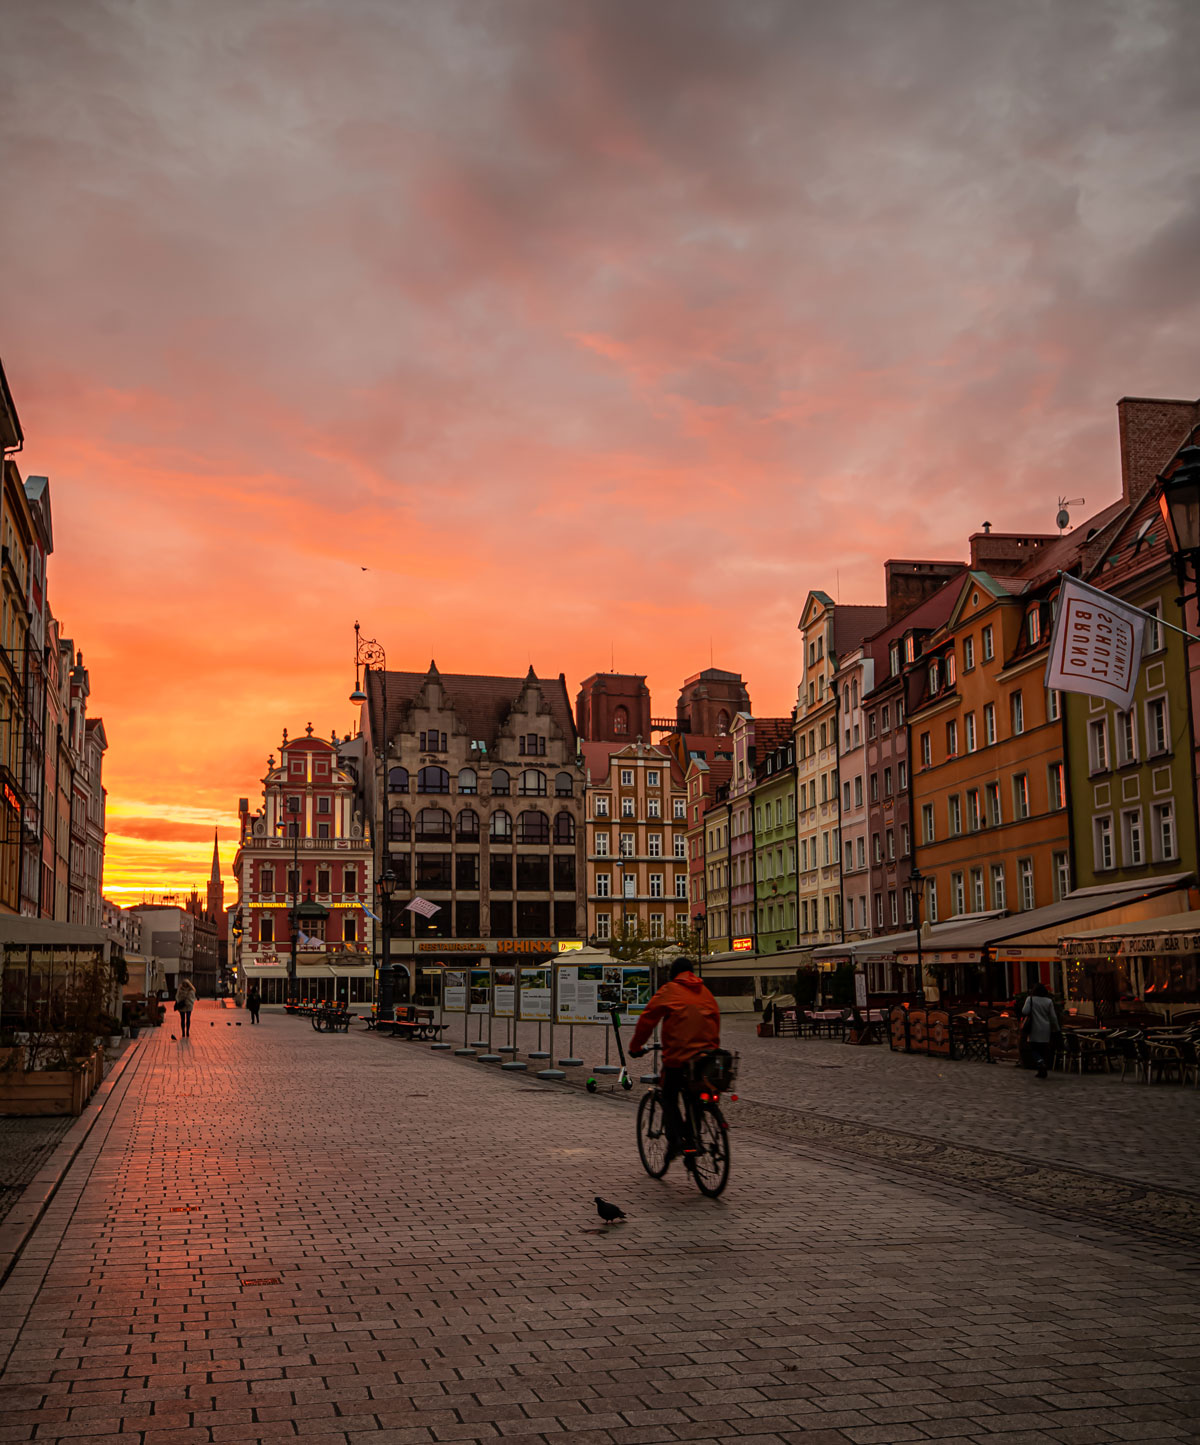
[[575, 672, 652, 742]]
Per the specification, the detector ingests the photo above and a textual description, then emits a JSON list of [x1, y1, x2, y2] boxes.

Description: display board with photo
[[443, 971, 467, 1012], [557, 963, 651, 1024]]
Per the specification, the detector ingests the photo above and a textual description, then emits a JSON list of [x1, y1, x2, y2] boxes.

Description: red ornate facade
[[233, 725, 374, 1002]]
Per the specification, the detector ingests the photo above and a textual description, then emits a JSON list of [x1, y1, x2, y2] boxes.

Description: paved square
[[1, 1002, 1197, 1444]]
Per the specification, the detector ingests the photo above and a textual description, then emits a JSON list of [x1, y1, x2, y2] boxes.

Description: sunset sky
[[1, 0, 1197, 903]]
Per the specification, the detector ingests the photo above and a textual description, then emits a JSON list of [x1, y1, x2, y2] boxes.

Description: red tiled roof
[[367, 667, 576, 750], [753, 717, 793, 754], [833, 605, 888, 658]]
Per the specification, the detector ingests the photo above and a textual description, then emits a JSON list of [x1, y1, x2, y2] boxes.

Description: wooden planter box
[[0, 1046, 105, 1117]]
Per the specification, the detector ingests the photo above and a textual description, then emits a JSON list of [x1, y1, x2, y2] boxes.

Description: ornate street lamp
[[1157, 443, 1200, 558], [376, 864, 399, 1020]]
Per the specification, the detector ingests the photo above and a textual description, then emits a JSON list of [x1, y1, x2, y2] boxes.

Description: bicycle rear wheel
[[691, 1103, 730, 1197], [637, 1090, 671, 1178]]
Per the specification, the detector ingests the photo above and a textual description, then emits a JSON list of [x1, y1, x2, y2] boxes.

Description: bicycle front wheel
[[691, 1104, 731, 1197], [637, 1090, 671, 1178]]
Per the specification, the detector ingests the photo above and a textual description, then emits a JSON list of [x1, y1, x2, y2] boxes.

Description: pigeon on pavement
[[594, 1197, 626, 1224]]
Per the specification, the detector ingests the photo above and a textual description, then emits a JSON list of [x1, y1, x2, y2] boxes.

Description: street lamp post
[[276, 798, 302, 1004], [376, 865, 398, 1020], [909, 866, 926, 1004], [1156, 439, 1200, 880], [350, 622, 391, 1013]]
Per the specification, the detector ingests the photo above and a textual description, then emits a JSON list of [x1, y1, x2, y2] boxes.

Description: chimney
[[883, 560, 964, 624], [969, 532, 1058, 577], [1117, 397, 1200, 506]]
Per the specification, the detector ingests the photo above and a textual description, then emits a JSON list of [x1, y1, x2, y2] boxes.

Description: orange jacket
[[629, 972, 721, 1066]]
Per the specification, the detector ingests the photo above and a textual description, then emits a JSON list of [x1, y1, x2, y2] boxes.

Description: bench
[[311, 1005, 352, 1033], [379, 1006, 448, 1041]]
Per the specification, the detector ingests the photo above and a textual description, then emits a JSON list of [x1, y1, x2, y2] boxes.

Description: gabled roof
[[581, 739, 674, 785], [367, 667, 576, 751]]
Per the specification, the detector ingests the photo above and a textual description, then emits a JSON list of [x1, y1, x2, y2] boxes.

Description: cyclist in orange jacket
[[629, 957, 721, 1157]]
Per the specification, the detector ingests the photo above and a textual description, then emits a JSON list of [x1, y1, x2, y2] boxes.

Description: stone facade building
[[362, 664, 586, 990]]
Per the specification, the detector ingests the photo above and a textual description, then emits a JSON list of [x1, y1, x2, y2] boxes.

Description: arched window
[[416, 807, 451, 840], [491, 769, 510, 796], [388, 767, 409, 792], [456, 808, 479, 840], [717, 709, 730, 735], [417, 766, 450, 794], [518, 810, 549, 844], [519, 769, 547, 796], [457, 767, 477, 794], [553, 811, 575, 845], [554, 771, 574, 797], [613, 706, 629, 735], [387, 807, 410, 842], [489, 809, 512, 841]]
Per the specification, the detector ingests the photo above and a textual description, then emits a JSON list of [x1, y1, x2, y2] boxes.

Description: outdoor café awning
[[893, 875, 1192, 966], [1059, 908, 1200, 958]]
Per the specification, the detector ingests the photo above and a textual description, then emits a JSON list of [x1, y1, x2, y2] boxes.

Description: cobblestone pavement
[[431, 1013, 1200, 1198], [0, 1118, 74, 1226], [1, 1000, 1197, 1445]]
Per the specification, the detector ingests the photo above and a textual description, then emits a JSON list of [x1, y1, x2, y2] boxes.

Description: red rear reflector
[[731, 1094, 738, 1101]]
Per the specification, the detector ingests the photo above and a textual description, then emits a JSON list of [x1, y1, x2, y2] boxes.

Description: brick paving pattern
[[0, 999, 1197, 1444], [0, 1119, 74, 1227], [392, 1011, 1200, 1192]]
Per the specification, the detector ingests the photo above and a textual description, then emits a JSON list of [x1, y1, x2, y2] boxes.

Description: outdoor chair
[[1176, 1035, 1199, 1088], [1146, 1038, 1186, 1085], [1104, 1031, 1146, 1082], [775, 1008, 799, 1037]]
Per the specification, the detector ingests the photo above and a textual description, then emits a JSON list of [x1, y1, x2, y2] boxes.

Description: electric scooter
[[587, 1003, 635, 1092]]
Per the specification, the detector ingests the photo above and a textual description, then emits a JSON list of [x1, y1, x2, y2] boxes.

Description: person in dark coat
[[246, 983, 262, 1025]]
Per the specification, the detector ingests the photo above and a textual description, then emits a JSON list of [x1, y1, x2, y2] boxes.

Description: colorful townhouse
[[752, 724, 797, 957]]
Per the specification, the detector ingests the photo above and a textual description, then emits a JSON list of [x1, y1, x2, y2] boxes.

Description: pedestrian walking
[[175, 976, 198, 1038], [246, 983, 261, 1025], [1021, 982, 1060, 1079]]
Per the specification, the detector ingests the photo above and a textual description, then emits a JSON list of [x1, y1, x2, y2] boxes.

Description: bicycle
[[634, 1043, 734, 1197]]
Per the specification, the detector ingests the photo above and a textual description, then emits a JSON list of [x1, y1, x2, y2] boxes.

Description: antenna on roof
[[1056, 497, 1085, 535]]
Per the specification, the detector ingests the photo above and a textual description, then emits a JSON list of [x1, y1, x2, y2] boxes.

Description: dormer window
[[1027, 607, 1042, 645], [928, 661, 940, 694], [890, 643, 900, 676]]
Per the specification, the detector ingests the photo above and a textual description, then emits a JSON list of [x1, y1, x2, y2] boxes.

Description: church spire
[[206, 829, 224, 920]]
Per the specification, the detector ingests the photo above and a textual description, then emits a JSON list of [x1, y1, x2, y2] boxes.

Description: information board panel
[[444, 970, 467, 1012], [519, 967, 552, 1021], [557, 963, 652, 1025], [492, 966, 516, 1018], [468, 968, 490, 1014]]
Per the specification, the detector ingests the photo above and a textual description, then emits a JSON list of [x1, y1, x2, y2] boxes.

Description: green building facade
[[1064, 491, 1199, 891], [753, 740, 798, 959]]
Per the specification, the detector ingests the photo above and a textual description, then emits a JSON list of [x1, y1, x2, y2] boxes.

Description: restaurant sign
[[732, 937, 753, 952], [1062, 932, 1200, 958]]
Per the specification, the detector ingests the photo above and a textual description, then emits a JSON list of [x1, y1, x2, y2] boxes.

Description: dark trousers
[[1031, 1037, 1055, 1075], [660, 1065, 694, 1152], [179, 1007, 192, 1037], [248, 1005, 260, 1024]]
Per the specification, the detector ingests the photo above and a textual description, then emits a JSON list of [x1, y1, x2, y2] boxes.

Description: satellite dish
[[1056, 509, 1071, 531]]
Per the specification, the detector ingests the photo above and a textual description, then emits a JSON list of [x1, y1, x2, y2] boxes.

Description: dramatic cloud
[[1, 0, 1197, 895]]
